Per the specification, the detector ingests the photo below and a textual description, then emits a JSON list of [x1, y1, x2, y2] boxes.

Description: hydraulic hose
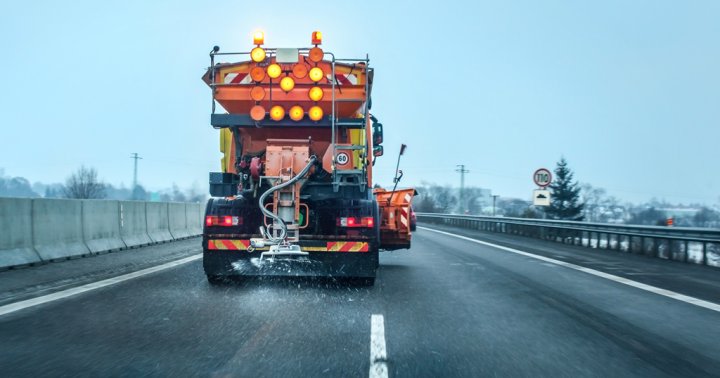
[[258, 155, 317, 243]]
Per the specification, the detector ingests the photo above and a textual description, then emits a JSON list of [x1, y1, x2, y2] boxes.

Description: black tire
[[351, 276, 375, 287], [206, 274, 226, 285]]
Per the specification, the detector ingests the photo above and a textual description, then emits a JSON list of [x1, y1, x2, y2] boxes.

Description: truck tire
[[351, 276, 375, 286], [206, 274, 225, 285]]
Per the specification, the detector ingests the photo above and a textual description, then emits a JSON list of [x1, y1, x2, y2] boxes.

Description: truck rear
[[201, 31, 414, 285]]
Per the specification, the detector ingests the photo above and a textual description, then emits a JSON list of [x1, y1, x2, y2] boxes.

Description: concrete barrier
[[0, 198, 199, 269], [146, 202, 173, 243], [186, 203, 203, 236], [169, 202, 192, 239], [33, 198, 90, 260], [119, 201, 152, 247], [0, 198, 43, 268], [82, 200, 126, 253]]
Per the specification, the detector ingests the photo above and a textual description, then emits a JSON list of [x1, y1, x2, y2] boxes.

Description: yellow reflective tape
[[213, 240, 227, 250], [302, 246, 328, 252], [329, 242, 345, 252], [350, 242, 367, 252]]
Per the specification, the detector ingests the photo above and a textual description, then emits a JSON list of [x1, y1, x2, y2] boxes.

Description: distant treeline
[[0, 168, 206, 203], [413, 183, 720, 228]]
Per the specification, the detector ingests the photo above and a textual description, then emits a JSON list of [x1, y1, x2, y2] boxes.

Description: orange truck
[[201, 31, 414, 285]]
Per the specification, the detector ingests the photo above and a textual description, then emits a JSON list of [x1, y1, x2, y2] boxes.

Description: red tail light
[[205, 215, 242, 227], [337, 217, 375, 228]]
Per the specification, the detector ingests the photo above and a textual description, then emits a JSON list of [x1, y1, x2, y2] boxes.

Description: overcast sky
[[1, 1, 718, 204]]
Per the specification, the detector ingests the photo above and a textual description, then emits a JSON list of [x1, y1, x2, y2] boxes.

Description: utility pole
[[455, 164, 469, 213], [130, 153, 142, 192], [492, 195, 499, 217]]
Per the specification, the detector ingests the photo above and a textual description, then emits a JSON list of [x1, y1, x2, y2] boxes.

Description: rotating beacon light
[[253, 30, 265, 45], [250, 30, 266, 62], [311, 31, 322, 45]]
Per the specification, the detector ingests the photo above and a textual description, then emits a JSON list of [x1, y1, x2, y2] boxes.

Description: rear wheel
[[206, 274, 226, 285], [350, 276, 375, 287]]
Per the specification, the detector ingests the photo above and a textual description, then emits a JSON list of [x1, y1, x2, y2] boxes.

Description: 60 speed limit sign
[[336, 152, 350, 165], [533, 168, 552, 188]]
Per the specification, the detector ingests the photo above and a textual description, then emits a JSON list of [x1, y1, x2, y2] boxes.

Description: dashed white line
[[370, 314, 388, 378], [0, 254, 202, 317], [419, 226, 720, 314]]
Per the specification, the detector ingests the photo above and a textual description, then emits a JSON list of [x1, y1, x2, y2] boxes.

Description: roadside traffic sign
[[533, 190, 551, 206], [533, 168, 552, 188]]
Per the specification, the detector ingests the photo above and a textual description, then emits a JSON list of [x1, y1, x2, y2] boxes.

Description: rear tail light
[[337, 217, 374, 228], [205, 215, 242, 227]]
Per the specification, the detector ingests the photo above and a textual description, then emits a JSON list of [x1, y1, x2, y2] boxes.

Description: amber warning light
[[253, 31, 264, 45], [312, 31, 322, 45]]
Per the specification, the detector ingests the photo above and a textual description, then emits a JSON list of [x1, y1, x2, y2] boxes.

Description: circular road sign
[[533, 168, 552, 188], [336, 152, 350, 165]]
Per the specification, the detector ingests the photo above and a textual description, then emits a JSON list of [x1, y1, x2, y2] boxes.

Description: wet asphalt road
[[1, 226, 719, 377]]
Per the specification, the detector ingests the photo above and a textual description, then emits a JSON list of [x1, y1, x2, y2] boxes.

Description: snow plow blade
[[374, 188, 417, 251]]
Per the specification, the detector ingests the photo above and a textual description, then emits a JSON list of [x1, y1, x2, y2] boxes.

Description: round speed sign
[[533, 168, 552, 188]]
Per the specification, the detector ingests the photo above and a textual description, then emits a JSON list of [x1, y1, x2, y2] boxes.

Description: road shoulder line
[[0, 254, 202, 317], [419, 226, 720, 313]]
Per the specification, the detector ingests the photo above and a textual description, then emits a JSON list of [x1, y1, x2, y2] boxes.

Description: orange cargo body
[[203, 59, 368, 118]]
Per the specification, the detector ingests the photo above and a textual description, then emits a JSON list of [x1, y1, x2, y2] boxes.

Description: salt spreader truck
[[201, 31, 415, 285]]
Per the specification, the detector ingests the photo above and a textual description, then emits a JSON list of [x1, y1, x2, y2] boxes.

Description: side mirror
[[373, 121, 383, 145], [373, 145, 384, 157]]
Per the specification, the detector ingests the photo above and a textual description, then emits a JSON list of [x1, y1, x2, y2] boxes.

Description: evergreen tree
[[543, 158, 584, 221]]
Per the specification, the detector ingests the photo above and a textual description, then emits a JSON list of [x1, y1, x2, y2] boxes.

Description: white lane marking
[[370, 314, 388, 378], [0, 254, 202, 317], [419, 226, 720, 313]]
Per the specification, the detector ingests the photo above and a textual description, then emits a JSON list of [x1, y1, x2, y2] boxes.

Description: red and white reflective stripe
[[399, 206, 409, 228], [207, 239, 250, 250], [224, 72, 251, 84], [404, 193, 412, 203], [328, 73, 358, 85], [326, 241, 369, 252]]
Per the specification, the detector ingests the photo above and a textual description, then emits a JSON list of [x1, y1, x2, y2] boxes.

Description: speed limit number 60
[[533, 168, 552, 188], [336, 152, 350, 165]]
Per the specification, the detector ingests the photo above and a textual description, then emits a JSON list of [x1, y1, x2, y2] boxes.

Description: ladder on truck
[[330, 55, 373, 193]]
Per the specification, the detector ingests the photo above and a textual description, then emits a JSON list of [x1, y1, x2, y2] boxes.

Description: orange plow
[[374, 188, 417, 250]]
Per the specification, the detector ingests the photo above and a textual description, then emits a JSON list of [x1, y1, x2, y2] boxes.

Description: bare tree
[[430, 184, 457, 214], [171, 183, 186, 202], [63, 166, 106, 199]]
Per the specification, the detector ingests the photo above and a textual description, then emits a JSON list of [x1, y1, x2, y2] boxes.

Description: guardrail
[[417, 213, 720, 268], [0, 198, 204, 270]]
